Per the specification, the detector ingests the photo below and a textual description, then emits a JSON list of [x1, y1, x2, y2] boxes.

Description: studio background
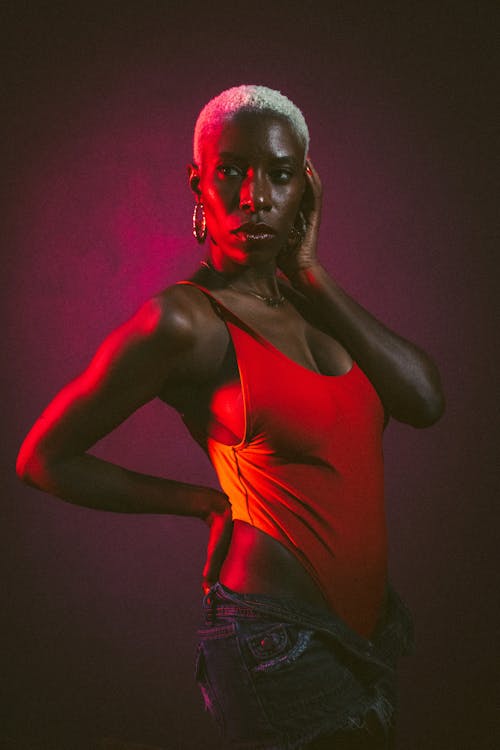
[[2, 3, 498, 748]]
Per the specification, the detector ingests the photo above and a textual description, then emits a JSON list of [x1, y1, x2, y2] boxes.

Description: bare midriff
[[219, 520, 389, 636], [219, 520, 334, 611]]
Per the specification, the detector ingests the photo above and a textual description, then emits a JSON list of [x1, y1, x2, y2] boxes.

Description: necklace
[[200, 260, 286, 308], [230, 287, 286, 308]]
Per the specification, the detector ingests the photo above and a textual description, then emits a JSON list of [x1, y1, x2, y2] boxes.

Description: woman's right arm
[[16, 290, 229, 521]]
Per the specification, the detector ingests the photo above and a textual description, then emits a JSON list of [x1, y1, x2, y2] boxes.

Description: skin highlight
[[16, 105, 444, 748], [17, 110, 444, 599]]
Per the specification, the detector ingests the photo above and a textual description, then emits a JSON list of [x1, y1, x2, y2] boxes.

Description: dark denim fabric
[[195, 582, 414, 750]]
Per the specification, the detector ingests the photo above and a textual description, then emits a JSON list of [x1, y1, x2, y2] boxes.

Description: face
[[190, 111, 306, 268]]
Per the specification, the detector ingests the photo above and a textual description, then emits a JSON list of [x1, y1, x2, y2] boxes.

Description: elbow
[[409, 356, 446, 428], [389, 377, 446, 429], [404, 379, 446, 428], [16, 451, 39, 487], [16, 440, 51, 490], [412, 389, 446, 428], [16, 441, 33, 483]]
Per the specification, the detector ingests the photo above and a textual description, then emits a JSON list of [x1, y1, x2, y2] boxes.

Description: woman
[[16, 85, 444, 749]]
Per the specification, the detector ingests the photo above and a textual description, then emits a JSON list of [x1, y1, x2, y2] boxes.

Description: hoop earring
[[192, 199, 207, 244]]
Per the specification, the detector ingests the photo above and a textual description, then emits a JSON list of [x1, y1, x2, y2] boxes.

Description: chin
[[212, 239, 280, 270]]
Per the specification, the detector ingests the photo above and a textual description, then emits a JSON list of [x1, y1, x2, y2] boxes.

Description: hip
[[195, 581, 415, 749], [219, 520, 389, 636]]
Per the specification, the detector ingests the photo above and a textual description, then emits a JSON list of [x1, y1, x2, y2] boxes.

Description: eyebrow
[[270, 156, 299, 166], [218, 152, 299, 166]]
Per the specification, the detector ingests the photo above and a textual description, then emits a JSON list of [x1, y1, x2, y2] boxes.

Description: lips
[[232, 223, 276, 240]]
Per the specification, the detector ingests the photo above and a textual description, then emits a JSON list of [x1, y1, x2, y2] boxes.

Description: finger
[[304, 158, 317, 184], [307, 157, 321, 179], [305, 157, 322, 196], [305, 155, 317, 172]]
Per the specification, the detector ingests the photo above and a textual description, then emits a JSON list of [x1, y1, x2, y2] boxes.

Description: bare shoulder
[[152, 283, 222, 340], [152, 282, 229, 382]]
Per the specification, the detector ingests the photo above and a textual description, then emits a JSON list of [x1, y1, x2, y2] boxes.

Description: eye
[[270, 169, 294, 184], [216, 164, 243, 178]]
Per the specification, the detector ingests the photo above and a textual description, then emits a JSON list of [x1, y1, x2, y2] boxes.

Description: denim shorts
[[195, 582, 415, 750]]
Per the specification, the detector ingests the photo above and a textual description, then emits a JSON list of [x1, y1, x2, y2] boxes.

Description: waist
[[220, 520, 390, 637], [220, 520, 332, 611], [203, 580, 415, 665]]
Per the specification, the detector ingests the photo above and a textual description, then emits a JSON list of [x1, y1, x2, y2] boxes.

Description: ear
[[187, 163, 201, 196]]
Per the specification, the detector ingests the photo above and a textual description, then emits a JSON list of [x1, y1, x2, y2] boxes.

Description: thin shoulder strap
[[175, 280, 262, 339], [176, 281, 256, 443], [176, 280, 225, 317]]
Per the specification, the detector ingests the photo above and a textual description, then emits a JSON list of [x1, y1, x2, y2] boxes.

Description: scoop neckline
[[178, 280, 356, 380], [233, 320, 356, 379]]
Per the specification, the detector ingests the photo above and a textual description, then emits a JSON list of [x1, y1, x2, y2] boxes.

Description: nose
[[239, 169, 271, 212]]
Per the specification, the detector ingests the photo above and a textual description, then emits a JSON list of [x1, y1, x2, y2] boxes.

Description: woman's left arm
[[282, 160, 445, 428]]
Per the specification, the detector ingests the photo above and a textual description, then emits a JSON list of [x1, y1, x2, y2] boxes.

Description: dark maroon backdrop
[[2, 3, 498, 748]]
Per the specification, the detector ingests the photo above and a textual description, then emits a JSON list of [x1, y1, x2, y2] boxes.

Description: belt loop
[[203, 582, 218, 625], [211, 588, 217, 623], [203, 590, 212, 608]]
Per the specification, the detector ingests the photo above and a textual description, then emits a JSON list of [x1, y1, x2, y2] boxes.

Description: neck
[[207, 249, 280, 298]]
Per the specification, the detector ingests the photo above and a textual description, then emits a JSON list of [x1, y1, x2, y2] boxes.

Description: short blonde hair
[[193, 84, 310, 165]]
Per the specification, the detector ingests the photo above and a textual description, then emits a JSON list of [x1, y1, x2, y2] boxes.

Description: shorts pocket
[[195, 621, 275, 742], [239, 622, 357, 728], [244, 622, 314, 673]]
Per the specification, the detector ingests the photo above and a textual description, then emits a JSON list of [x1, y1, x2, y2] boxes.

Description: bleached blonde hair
[[193, 85, 310, 166]]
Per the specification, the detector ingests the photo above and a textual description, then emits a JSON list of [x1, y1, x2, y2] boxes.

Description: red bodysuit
[[181, 283, 388, 638]]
